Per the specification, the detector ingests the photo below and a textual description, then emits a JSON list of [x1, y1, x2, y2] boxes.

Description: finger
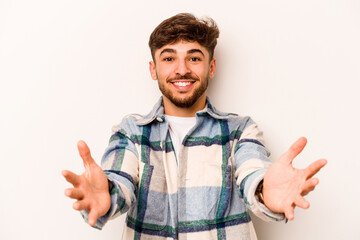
[[62, 170, 80, 187], [280, 137, 307, 164], [77, 140, 96, 167], [294, 196, 310, 209], [284, 204, 295, 220], [64, 188, 85, 200], [305, 159, 327, 179], [73, 199, 89, 211], [301, 178, 319, 196], [88, 210, 99, 226]]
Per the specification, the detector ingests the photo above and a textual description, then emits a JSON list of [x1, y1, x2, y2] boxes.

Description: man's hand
[[262, 137, 327, 220], [62, 140, 111, 226]]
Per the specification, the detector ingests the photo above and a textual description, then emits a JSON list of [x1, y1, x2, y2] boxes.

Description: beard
[[158, 73, 209, 108]]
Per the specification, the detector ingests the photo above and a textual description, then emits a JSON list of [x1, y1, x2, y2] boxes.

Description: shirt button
[[156, 117, 163, 122]]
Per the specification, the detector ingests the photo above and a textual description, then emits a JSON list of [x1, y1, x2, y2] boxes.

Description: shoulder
[[111, 113, 144, 136], [205, 98, 255, 130], [227, 115, 255, 130], [211, 107, 255, 132], [110, 97, 164, 137]]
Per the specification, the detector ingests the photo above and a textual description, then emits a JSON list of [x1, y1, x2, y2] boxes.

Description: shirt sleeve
[[81, 126, 139, 230], [234, 117, 286, 222]]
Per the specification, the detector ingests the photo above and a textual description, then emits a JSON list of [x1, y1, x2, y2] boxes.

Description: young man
[[62, 13, 327, 239]]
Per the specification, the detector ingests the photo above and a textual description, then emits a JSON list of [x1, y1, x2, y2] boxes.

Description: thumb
[[280, 137, 307, 164], [87, 210, 99, 227], [77, 140, 96, 167]]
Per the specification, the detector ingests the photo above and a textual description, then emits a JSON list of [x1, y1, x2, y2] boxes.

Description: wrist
[[255, 180, 264, 204], [108, 180, 114, 192]]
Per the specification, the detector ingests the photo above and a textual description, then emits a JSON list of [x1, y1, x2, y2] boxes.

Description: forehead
[[155, 41, 209, 57]]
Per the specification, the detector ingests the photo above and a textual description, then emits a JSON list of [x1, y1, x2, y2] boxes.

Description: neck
[[163, 93, 207, 117]]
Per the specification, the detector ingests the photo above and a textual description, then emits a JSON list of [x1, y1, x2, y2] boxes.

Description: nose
[[175, 59, 190, 76]]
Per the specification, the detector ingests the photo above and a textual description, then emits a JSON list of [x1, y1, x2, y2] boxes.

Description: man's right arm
[[96, 129, 140, 225]]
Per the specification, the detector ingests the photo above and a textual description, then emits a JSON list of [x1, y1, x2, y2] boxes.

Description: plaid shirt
[[82, 97, 285, 239]]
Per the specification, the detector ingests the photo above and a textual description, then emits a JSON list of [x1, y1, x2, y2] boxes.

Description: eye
[[190, 57, 201, 62], [163, 57, 173, 62]]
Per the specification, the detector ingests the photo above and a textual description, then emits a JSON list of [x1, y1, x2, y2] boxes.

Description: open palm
[[263, 137, 327, 220], [62, 140, 111, 226]]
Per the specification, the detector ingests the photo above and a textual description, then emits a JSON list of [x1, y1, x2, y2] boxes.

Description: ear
[[209, 58, 216, 79], [149, 61, 157, 80]]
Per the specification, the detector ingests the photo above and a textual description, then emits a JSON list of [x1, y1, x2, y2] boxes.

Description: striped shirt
[[82, 97, 285, 239]]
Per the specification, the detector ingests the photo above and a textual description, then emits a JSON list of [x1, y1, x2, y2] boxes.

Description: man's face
[[149, 41, 216, 109]]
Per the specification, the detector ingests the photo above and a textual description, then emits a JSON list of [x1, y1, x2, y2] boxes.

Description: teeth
[[173, 82, 192, 87]]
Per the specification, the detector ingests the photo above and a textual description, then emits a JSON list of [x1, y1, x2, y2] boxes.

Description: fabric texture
[[166, 115, 196, 159], [81, 97, 285, 239]]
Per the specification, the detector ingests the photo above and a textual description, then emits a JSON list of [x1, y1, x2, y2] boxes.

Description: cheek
[[156, 66, 174, 80], [194, 65, 210, 77]]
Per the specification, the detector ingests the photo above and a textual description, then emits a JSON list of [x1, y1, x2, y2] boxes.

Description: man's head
[[149, 13, 219, 62], [149, 13, 219, 116]]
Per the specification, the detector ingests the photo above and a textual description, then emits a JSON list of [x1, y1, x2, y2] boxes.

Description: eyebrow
[[159, 48, 205, 57], [160, 48, 176, 56], [187, 49, 205, 57]]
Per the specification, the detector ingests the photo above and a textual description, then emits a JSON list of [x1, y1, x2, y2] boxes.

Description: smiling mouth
[[168, 80, 196, 91], [172, 81, 193, 87]]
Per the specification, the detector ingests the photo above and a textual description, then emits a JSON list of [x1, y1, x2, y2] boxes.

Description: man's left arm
[[233, 117, 326, 222], [234, 117, 284, 222]]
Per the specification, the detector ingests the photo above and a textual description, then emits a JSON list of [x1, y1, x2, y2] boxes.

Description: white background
[[1, 0, 359, 239]]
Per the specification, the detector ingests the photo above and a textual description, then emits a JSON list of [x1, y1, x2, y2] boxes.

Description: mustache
[[167, 74, 199, 82]]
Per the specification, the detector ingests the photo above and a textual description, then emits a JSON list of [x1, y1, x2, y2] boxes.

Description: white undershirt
[[165, 115, 196, 159]]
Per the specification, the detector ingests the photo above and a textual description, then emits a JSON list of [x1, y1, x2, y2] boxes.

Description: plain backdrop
[[1, 0, 359, 239]]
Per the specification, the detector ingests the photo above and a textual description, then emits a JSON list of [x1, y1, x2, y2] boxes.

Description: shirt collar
[[135, 96, 237, 126]]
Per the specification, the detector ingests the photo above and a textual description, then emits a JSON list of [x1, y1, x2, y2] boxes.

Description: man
[[62, 13, 327, 239]]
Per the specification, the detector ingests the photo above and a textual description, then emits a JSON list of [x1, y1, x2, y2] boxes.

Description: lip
[[170, 80, 195, 91]]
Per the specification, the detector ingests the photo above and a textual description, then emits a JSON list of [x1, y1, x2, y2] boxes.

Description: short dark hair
[[149, 13, 220, 61]]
